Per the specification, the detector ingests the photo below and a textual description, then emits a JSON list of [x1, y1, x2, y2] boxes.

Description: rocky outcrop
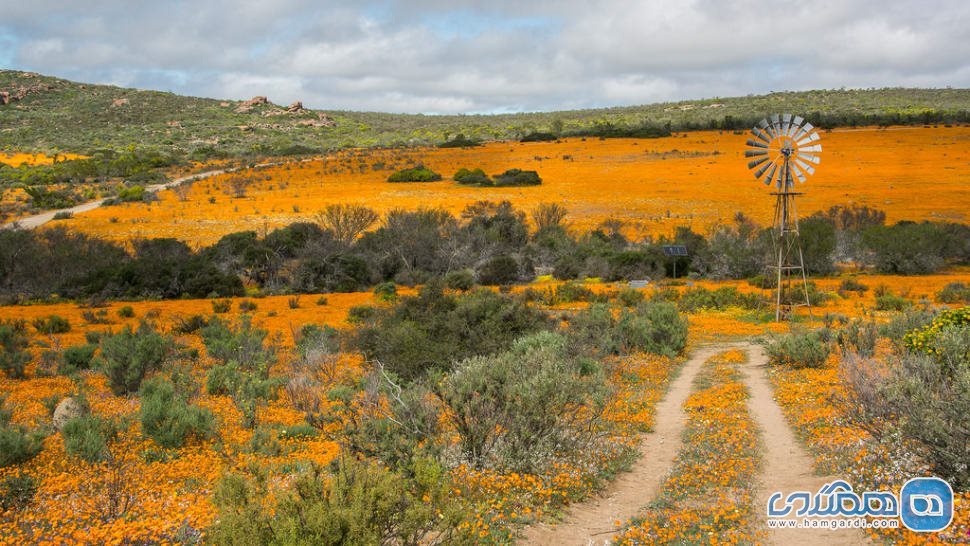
[[111, 97, 129, 107], [234, 95, 269, 113], [286, 101, 304, 112], [0, 82, 55, 105], [52, 397, 83, 431]]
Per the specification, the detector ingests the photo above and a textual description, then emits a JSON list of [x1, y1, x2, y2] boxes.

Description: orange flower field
[[56, 125, 970, 245]]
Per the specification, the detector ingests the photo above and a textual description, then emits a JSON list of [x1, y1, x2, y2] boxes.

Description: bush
[[373, 282, 397, 302], [937, 282, 970, 304], [443, 269, 474, 291], [616, 287, 646, 307], [59, 343, 97, 374], [568, 301, 688, 358], [117, 305, 135, 318], [838, 278, 868, 294], [0, 398, 43, 467], [881, 308, 936, 345], [349, 283, 551, 382], [520, 132, 558, 142], [453, 167, 491, 186], [677, 286, 762, 312], [903, 307, 970, 357], [438, 134, 481, 148], [476, 254, 520, 285], [764, 331, 831, 368], [862, 222, 951, 274], [836, 318, 879, 358], [139, 377, 214, 448], [201, 316, 276, 372], [875, 292, 910, 311], [62, 414, 115, 463], [211, 299, 232, 313], [99, 322, 177, 395], [0, 319, 31, 379], [491, 168, 541, 187], [172, 314, 209, 334], [238, 300, 257, 312], [439, 332, 609, 471], [617, 301, 689, 357], [0, 473, 37, 511], [387, 165, 442, 183], [31, 314, 71, 335], [210, 457, 460, 546]]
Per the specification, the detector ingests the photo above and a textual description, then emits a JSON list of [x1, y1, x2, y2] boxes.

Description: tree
[[531, 202, 568, 232], [315, 203, 379, 245]]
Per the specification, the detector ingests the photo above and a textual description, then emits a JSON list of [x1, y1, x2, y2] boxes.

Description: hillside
[[2, 70, 970, 157]]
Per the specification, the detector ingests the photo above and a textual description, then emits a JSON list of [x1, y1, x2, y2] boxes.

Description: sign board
[[628, 280, 650, 289]]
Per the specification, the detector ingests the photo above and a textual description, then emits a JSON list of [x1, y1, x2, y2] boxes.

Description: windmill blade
[[746, 139, 768, 149], [793, 121, 815, 141], [781, 114, 794, 136], [789, 162, 807, 183], [763, 164, 777, 185], [795, 158, 816, 175], [755, 160, 775, 179], [750, 127, 771, 143], [791, 116, 805, 135], [799, 144, 822, 153], [758, 118, 776, 139], [796, 132, 820, 146], [747, 156, 770, 170], [745, 149, 768, 157], [799, 153, 821, 165]]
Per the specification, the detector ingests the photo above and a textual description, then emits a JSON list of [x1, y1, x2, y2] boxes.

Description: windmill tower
[[745, 114, 822, 321]]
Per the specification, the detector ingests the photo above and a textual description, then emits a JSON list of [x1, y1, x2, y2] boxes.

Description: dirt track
[[519, 342, 867, 545]]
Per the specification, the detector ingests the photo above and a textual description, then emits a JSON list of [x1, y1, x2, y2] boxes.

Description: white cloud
[[1, 0, 968, 113]]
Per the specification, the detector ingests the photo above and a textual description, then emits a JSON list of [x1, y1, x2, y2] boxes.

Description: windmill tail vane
[[744, 113, 822, 322]]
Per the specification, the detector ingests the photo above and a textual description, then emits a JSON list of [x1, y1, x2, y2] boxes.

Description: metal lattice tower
[[745, 114, 822, 321]]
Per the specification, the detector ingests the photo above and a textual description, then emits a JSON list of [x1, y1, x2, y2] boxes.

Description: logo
[[900, 477, 953, 532], [766, 478, 954, 533]]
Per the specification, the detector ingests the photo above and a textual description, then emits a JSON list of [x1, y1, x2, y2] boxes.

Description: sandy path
[[519, 345, 722, 546], [741, 343, 867, 545]]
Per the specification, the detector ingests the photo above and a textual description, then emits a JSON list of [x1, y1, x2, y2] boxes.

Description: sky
[[2, 0, 969, 114]]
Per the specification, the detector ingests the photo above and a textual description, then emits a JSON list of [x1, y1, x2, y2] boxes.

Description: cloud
[[1, 0, 968, 113]]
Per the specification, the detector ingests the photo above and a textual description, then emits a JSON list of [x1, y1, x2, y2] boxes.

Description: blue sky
[[1, 0, 968, 114]]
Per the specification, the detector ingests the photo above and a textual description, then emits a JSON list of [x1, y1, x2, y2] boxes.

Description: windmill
[[745, 114, 822, 321]]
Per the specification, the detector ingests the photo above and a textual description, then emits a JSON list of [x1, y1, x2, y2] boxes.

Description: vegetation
[[98, 322, 177, 395], [0, 398, 43, 467], [764, 331, 831, 369], [139, 376, 215, 449], [387, 165, 442, 182]]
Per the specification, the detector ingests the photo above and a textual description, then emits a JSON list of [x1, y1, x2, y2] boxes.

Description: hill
[[2, 70, 970, 158]]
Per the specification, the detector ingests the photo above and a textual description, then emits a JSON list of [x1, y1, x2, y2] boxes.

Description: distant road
[[1, 158, 309, 231]]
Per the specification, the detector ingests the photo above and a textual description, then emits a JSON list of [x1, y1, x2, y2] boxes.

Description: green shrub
[[99, 322, 176, 395], [453, 167, 491, 185], [387, 165, 442, 183], [439, 332, 609, 471], [59, 343, 97, 374], [936, 282, 970, 304], [438, 134, 481, 148], [491, 168, 541, 187], [117, 305, 135, 318], [201, 316, 276, 373], [172, 314, 209, 334], [838, 278, 869, 294], [0, 398, 43, 467], [521, 132, 558, 142], [0, 319, 31, 379], [617, 301, 689, 357], [836, 319, 879, 358], [117, 185, 147, 202], [476, 254, 520, 285], [764, 331, 831, 368], [903, 307, 970, 357], [875, 293, 910, 311], [443, 269, 475, 291], [0, 473, 37, 511], [139, 377, 214, 449], [238, 300, 257, 312], [568, 301, 688, 358], [349, 283, 551, 382], [209, 457, 461, 546], [211, 299, 232, 313], [62, 414, 115, 463], [884, 346, 970, 488], [677, 286, 762, 312], [373, 282, 397, 302], [31, 314, 71, 335], [881, 308, 936, 345], [616, 287, 646, 307]]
